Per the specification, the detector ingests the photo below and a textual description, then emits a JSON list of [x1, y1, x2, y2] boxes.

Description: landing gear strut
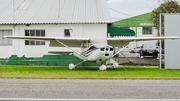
[[68, 60, 86, 70]]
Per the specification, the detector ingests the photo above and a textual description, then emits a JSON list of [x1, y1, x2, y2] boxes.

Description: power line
[[112, 17, 123, 20], [109, 8, 133, 17]]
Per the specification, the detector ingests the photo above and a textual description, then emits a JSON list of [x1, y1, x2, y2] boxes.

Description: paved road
[[0, 79, 180, 100]]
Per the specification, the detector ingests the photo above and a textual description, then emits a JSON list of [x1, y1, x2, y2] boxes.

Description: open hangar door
[[165, 14, 180, 69]]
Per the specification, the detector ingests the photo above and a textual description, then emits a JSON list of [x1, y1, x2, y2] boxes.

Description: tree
[[151, 0, 180, 36]]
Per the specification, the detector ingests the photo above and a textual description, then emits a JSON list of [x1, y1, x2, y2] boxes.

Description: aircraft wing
[[107, 36, 179, 47], [4, 36, 179, 47], [3, 36, 90, 47]]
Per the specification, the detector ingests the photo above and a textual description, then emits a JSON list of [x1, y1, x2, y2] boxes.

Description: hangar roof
[[0, 0, 112, 24], [112, 13, 153, 27]]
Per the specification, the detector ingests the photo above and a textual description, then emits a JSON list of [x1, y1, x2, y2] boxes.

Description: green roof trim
[[107, 26, 135, 36], [112, 13, 154, 27]]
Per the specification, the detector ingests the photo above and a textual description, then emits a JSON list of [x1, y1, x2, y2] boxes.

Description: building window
[[64, 29, 71, 37], [25, 30, 45, 45], [143, 27, 152, 34], [0, 30, 12, 46]]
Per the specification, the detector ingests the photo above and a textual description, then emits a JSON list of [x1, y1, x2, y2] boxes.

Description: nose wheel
[[99, 64, 107, 71]]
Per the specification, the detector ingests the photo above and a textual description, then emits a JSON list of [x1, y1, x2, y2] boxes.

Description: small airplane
[[3, 35, 179, 70]]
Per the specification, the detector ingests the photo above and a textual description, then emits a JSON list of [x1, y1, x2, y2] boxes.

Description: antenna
[[58, 0, 60, 18]]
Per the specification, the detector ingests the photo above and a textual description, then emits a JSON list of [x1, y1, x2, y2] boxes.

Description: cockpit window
[[84, 45, 98, 54], [89, 46, 97, 50]]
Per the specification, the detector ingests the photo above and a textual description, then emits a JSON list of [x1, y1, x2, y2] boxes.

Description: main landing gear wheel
[[68, 60, 86, 70], [99, 64, 107, 71], [112, 62, 119, 69], [140, 51, 144, 58], [69, 64, 75, 70]]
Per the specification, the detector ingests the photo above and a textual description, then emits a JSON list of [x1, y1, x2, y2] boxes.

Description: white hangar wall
[[165, 14, 180, 69], [128, 27, 158, 49], [136, 27, 158, 47], [0, 25, 15, 58], [0, 24, 107, 58]]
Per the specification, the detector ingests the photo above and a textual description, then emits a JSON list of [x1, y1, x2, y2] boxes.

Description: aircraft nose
[[105, 53, 109, 56], [100, 47, 114, 52], [100, 46, 114, 57], [105, 47, 109, 51]]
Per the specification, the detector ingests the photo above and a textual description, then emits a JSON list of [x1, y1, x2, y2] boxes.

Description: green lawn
[[0, 65, 180, 79]]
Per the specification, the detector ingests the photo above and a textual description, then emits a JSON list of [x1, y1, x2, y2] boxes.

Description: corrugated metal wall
[[165, 14, 180, 69]]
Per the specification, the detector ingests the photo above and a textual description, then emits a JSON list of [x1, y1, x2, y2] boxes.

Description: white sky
[[107, 0, 180, 21]]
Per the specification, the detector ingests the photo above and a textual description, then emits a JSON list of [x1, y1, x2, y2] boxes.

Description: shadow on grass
[[75, 66, 100, 71], [74, 66, 153, 71]]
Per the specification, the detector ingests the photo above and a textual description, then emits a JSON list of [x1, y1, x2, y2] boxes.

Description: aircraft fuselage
[[73, 43, 114, 63]]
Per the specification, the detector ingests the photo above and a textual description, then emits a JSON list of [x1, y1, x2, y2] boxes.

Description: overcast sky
[[107, 0, 180, 21]]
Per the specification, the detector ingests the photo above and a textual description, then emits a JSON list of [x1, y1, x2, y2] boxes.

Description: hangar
[[0, 0, 115, 66], [0, 0, 112, 59], [112, 13, 159, 49]]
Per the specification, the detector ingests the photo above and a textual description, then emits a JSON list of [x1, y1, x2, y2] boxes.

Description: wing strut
[[113, 45, 129, 57], [55, 39, 89, 61]]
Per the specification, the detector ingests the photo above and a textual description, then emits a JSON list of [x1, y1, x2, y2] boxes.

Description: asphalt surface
[[0, 79, 180, 100], [113, 57, 160, 65], [113, 52, 160, 65]]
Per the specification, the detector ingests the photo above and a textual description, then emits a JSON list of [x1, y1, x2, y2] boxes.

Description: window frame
[[64, 29, 71, 37], [25, 30, 46, 46], [0, 30, 12, 46], [142, 27, 153, 35]]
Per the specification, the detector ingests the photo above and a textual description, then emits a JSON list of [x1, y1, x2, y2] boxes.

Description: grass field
[[0, 65, 180, 79]]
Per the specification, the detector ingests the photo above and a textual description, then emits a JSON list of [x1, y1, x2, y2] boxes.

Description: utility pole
[[13, 0, 16, 54], [13, 0, 15, 22], [159, 13, 162, 69]]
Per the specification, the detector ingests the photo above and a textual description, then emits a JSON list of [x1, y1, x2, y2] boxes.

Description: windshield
[[144, 44, 156, 49]]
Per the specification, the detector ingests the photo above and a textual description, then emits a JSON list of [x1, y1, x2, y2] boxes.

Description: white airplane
[[3, 35, 179, 70]]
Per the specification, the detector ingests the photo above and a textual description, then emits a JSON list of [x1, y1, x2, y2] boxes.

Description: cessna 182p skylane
[[3, 35, 179, 70]]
